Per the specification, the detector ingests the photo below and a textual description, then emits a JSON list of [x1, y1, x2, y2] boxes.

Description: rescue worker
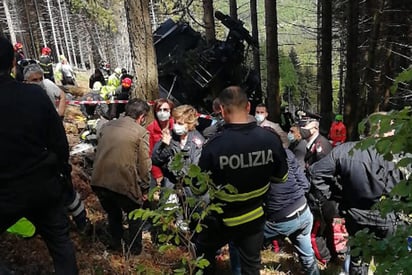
[[80, 81, 109, 120], [109, 77, 132, 119], [0, 36, 78, 274], [193, 86, 289, 274], [328, 114, 347, 147], [309, 115, 403, 274], [39, 46, 55, 82], [13, 42, 25, 81]]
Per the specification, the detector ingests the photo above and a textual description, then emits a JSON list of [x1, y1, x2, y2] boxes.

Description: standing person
[[309, 132, 402, 274], [255, 103, 288, 144], [264, 131, 319, 275], [56, 55, 76, 86], [288, 124, 307, 169], [194, 86, 289, 275], [13, 42, 25, 81], [280, 105, 294, 132], [300, 119, 332, 170], [23, 63, 66, 118], [146, 98, 175, 186], [109, 77, 133, 119], [89, 68, 106, 89], [23, 63, 89, 232], [39, 47, 55, 82], [151, 104, 205, 195], [0, 36, 78, 274], [202, 97, 225, 140], [91, 98, 151, 255], [328, 114, 347, 147]]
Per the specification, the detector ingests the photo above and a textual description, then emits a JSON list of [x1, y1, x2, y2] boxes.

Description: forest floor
[[0, 72, 345, 274]]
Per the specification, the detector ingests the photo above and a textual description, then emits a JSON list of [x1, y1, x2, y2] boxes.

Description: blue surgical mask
[[287, 132, 296, 143], [173, 124, 187, 136]]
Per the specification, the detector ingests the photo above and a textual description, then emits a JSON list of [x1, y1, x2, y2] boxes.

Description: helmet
[[121, 77, 132, 88], [92, 81, 103, 91], [14, 42, 23, 51], [114, 67, 122, 75], [41, 47, 51, 55]]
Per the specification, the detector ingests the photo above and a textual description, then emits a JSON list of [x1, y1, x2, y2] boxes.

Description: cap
[[114, 67, 122, 75]]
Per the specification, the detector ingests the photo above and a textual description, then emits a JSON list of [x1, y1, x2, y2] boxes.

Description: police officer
[[194, 86, 289, 275]]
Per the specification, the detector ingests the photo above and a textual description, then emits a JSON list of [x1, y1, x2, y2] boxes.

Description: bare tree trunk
[[34, 0, 46, 47], [63, 1, 78, 68], [47, 0, 60, 57], [57, 0, 72, 64], [265, 0, 281, 122], [125, 0, 158, 100], [344, 0, 360, 140], [250, 0, 261, 92], [4, 0, 16, 44], [229, 0, 237, 20], [202, 0, 215, 45], [319, 0, 333, 135]]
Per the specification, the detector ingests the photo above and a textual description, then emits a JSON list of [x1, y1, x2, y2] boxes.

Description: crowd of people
[[1, 36, 408, 275]]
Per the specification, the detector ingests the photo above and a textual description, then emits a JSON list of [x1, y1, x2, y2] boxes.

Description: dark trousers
[[92, 187, 143, 254], [195, 216, 264, 275], [0, 203, 78, 275], [345, 209, 397, 275]]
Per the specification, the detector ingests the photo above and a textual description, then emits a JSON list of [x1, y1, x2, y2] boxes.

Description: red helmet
[[14, 42, 23, 51], [41, 47, 51, 55], [121, 77, 132, 88]]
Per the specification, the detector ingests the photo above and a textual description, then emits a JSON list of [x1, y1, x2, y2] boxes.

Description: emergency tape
[[64, 99, 213, 120]]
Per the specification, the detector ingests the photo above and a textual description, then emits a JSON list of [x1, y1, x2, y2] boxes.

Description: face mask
[[173, 124, 187, 136], [255, 114, 265, 123], [300, 128, 312, 139], [156, 110, 170, 122], [287, 132, 296, 142]]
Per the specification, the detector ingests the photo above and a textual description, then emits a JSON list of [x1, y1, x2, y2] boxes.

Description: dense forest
[[1, 1, 412, 274]]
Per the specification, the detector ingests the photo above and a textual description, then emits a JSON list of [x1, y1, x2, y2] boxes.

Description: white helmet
[[92, 81, 102, 91]]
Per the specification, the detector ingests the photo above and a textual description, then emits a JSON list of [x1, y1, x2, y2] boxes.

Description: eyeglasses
[[158, 108, 170, 112], [18, 59, 38, 67]]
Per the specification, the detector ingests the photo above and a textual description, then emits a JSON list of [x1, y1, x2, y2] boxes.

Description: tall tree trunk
[[229, 0, 237, 20], [316, 0, 321, 113], [319, 0, 333, 136], [47, 0, 60, 58], [344, 0, 360, 140], [202, 0, 215, 45], [265, 0, 281, 122], [125, 0, 158, 100], [57, 0, 72, 64], [4, 0, 16, 44], [34, 0, 46, 47], [250, 0, 262, 93]]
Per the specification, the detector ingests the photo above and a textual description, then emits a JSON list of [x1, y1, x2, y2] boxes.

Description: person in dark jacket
[[264, 147, 319, 274], [288, 124, 307, 169], [309, 141, 402, 274], [0, 36, 78, 274], [193, 86, 289, 275], [89, 68, 106, 89], [38, 47, 55, 82]]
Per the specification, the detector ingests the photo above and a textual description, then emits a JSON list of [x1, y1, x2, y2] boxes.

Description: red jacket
[[328, 121, 347, 146], [146, 118, 174, 179]]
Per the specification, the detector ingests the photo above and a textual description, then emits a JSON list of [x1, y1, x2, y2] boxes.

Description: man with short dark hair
[[91, 98, 151, 255], [194, 86, 289, 274], [0, 36, 78, 274]]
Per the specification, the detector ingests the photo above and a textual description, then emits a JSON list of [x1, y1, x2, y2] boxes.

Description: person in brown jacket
[[91, 98, 151, 255]]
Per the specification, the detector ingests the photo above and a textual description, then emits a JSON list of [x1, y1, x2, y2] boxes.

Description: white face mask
[[173, 124, 187, 136], [287, 132, 296, 142], [255, 114, 265, 123], [156, 110, 170, 122]]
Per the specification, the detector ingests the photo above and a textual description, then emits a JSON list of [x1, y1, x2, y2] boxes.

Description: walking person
[[0, 36, 78, 274], [193, 86, 289, 274]]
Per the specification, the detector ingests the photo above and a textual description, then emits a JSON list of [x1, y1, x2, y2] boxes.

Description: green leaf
[[188, 164, 201, 177], [128, 209, 143, 220], [197, 258, 210, 268]]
